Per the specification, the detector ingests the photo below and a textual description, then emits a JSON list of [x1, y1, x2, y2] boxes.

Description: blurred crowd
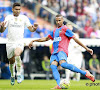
[[39, 0, 100, 38], [1, 0, 100, 38], [22, 0, 100, 38]]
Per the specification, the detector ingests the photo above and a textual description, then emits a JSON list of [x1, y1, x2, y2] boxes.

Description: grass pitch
[[0, 80, 100, 90]]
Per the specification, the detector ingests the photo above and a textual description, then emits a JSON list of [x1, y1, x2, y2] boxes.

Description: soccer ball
[[60, 79, 70, 89]]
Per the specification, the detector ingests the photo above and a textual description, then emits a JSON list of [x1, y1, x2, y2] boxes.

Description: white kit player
[[0, 3, 38, 85], [66, 32, 86, 81]]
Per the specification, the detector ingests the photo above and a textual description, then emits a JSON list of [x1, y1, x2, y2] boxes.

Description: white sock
[[65, 69, 70, 81], [9, 63, 15, 77], [76, 73, 80, 81], [15, 56, 22, 76]]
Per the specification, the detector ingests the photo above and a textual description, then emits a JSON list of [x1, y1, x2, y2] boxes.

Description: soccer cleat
[[51, 85, 62, 89], [85, 70, 95, 82], [11, 77, 15, 86], [17, 75, 22, 84]]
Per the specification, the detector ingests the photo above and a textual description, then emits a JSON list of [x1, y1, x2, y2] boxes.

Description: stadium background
[[0, 0, 100, 80]]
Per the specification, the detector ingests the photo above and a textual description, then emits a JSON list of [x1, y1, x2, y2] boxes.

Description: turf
[[0, 80, 100, 90]]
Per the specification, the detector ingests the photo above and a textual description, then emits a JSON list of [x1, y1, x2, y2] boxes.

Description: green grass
[[0, 80, 100, 90]]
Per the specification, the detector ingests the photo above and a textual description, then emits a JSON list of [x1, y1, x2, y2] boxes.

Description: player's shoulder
[[5, 14, 13, 18], [19, 14, 28, 19], [62, 25, 70, 32], [4, 14, 14, 21]]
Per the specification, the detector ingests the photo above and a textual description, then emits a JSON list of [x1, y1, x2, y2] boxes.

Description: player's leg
[[51, 61, 59, 84], [65, 69, 71, 81], [9, 56, 15, 85], [76, 73, 80, 81], [51, 61, 62, 89], [9, 56, 15, 77], [75, 54, 83, 81], [58, 51, 85, 75], [14, 47, 23, 84], [6, 44, 16, 85], [58, 51, 95, 82], [60, 60, 95, 82], [50, 54, 62, 89]]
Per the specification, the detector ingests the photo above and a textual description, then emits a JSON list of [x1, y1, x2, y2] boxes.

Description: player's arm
[[73, 37, 93, 55], [28, 23, 38, 32], [29, 36, 50, 49], [0, 22, 6, 33]]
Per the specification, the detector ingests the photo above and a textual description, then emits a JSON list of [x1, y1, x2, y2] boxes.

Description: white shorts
[[67, 53, 83, 68], [6, 43, 24, 59]]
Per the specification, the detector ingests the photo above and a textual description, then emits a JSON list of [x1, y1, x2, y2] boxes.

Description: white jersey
[[4, 14, 31, 43], [67, 33, 86, 68]]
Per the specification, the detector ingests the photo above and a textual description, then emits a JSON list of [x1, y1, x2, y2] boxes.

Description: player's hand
[[28, 41, 33, 49], [33, 23, 38, 31], [0, 22, 6, 33], [29, 40, 35, 49], [86, 48, 93, 55], [0, 22, 6, 27]]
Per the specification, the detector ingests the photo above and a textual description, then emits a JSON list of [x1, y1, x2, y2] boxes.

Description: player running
[[0, 2, 38, 85]]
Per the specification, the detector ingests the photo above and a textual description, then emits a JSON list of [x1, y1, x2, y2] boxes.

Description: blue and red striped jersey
[[48, 25, 75, 56]]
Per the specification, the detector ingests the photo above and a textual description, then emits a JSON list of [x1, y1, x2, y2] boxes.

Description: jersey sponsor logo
[[53, 37, 61, 42], [10, 24, 22, 27]]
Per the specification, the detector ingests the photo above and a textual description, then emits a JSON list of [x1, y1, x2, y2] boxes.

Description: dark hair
[[56, 14, 63, 17], [13, 2, 21, 8]]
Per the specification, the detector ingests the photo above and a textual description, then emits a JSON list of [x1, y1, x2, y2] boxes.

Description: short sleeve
[[4, 15, 9, 28], [65, 29, 75, 39], [48, 31, 53, 40], [24, 16, 31, 27]]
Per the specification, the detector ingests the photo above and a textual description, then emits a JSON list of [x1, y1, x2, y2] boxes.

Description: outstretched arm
[[28, 23, 38, 32], [29, 36, 50, 49], [73, 37, 93, 55], [0, 22, 6, 33]]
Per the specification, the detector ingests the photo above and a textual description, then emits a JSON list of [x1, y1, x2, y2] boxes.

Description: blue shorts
[[50, 51, 67, 64]]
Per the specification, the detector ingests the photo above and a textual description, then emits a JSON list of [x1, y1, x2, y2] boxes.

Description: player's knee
[[15, 56, 20, 61], [61, 62, 67, 68], [9, 56, 15, 64], [59, 60, 66, 65], [15, 52, 21, 56], [51, 60, 58, 66], [50, 64, 57, 70], [9, 59, 15, 64]]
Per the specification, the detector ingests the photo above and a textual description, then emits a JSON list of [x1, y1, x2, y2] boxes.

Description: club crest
[[59, 30, 62, 33]]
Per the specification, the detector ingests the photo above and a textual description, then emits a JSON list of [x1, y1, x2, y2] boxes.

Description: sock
[[9, 63, 15, 77], [65, 69, 70, 81], [76, 73, 80, 81], [61, 62, 86, 75], [50, 65, 60, 86], [15, 56, 22, 76]]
